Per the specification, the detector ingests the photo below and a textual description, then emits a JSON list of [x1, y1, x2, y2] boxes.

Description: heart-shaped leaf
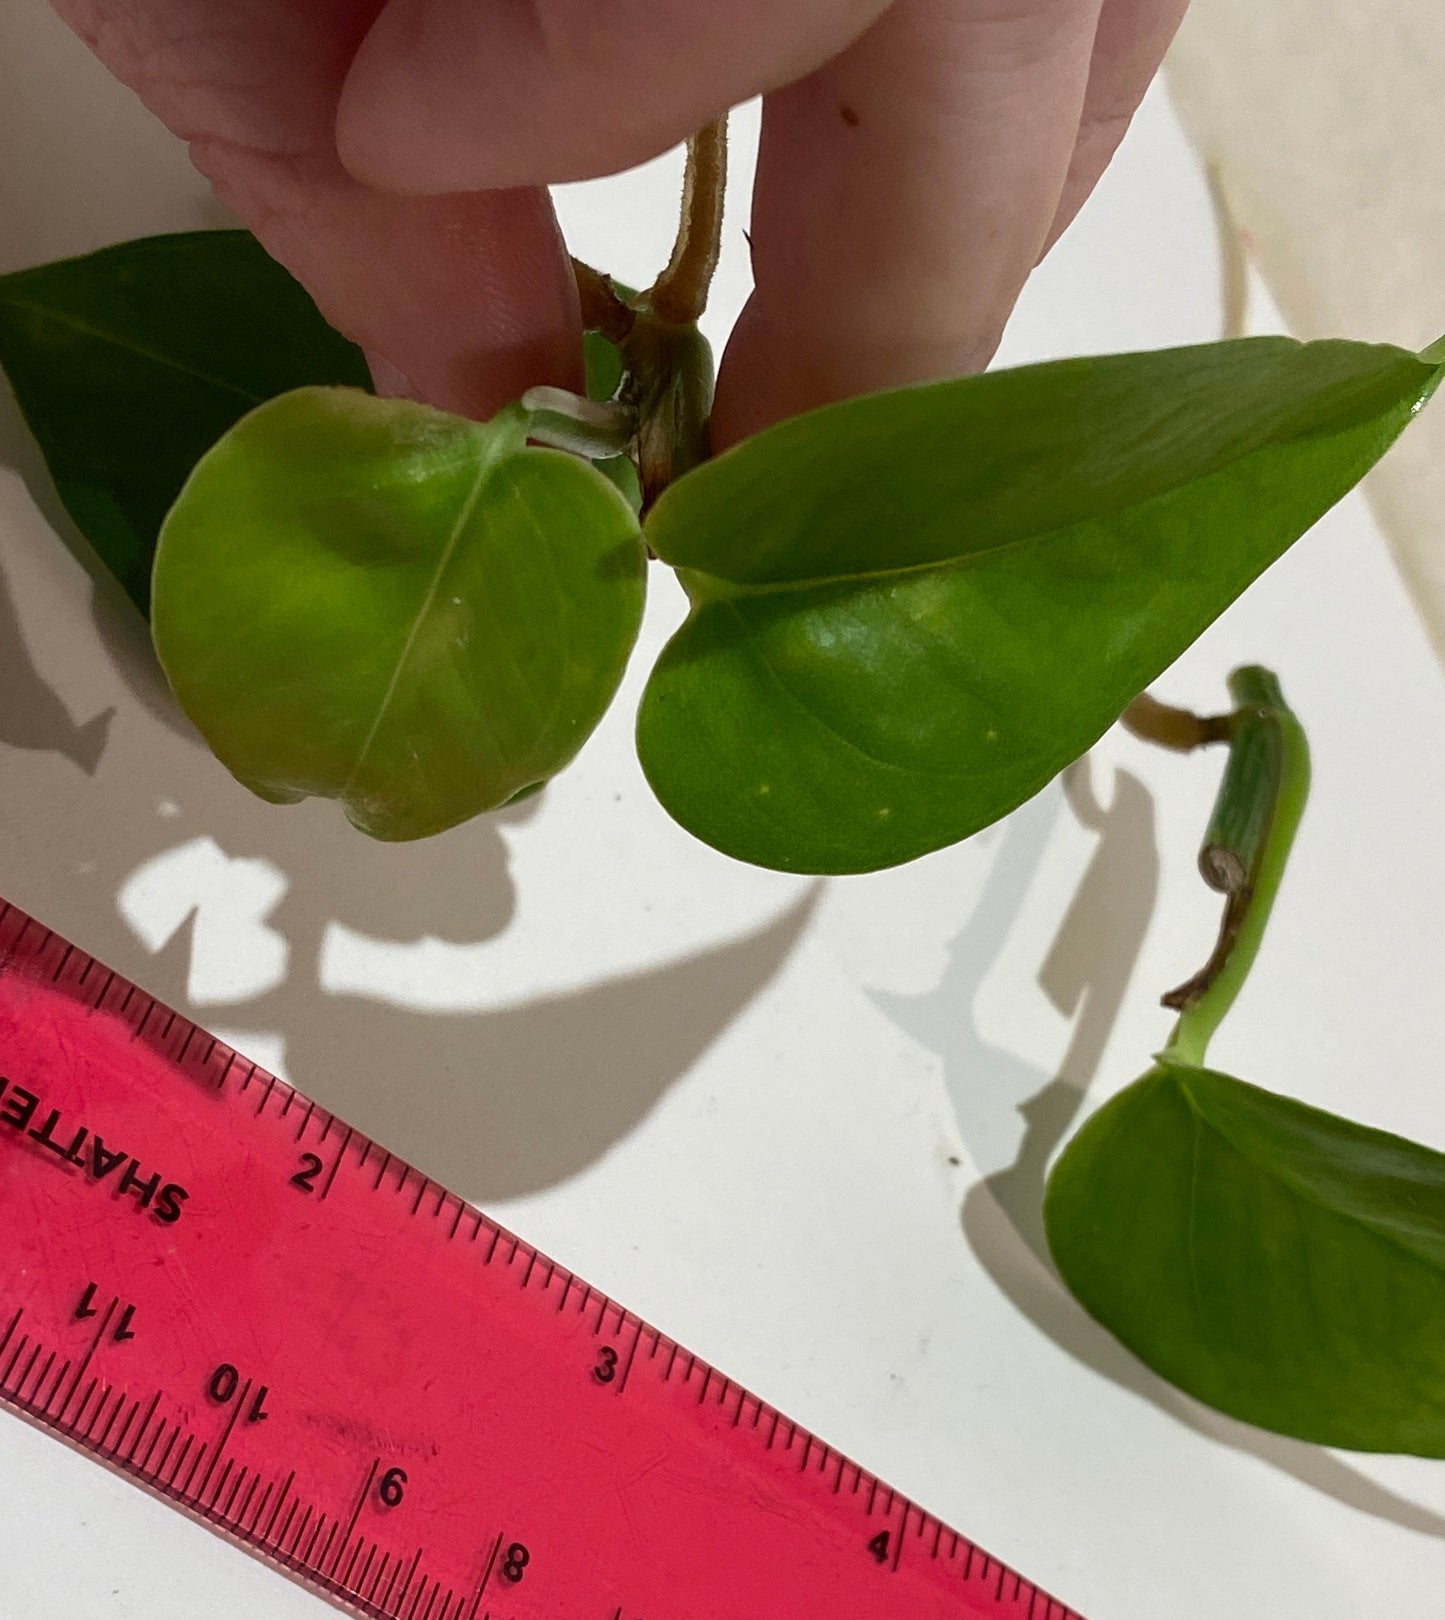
[[1045, 1061, 1445, 1454], [153, 387, 646, 839], [637, 336, 1444, 873], [0, 230, 370, 615]]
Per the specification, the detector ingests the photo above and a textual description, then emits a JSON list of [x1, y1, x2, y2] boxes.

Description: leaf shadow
[[0, 376, 197, 744], [211, 884, 820, 1203], [873, 756, 1445, 1540], [0, 543, 113, 774], [0, 473, 818, 1206]]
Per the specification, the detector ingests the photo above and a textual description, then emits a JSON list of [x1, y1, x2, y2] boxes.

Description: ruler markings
[[127, 1391, 163, 1467], [318, 1518, 343, 1577], [309, 1513, 336, 1572], [223, 1461, 250, 1520], [0, 900, 1084, 1620], [342, 1535, 368, 1591], [332, 1458, 381, 1578], [39, 1351, 71, 1414], [108, 1395, 144, 1460], [152, 1422, 182, 1485], [179, 1434, 207, 1494], [320, 1126, 356, 1202], [15, 1340, 44, 1402], [209, 1455, 237, 1513], [26, 1348, 57, 1409], [197, 1375, 251, 1501], [293, 1096, 316, 1140], [138, 1405, 169, 1474], [288, 1502, 315, 1562], [395, 1549, 425, 1619], [616, 1318, 646, 1397], [247, 1478, 275, 1538], [380, 1552, 406, 1612], [274, 1497, 302, 1556], [361, 1543, 391, 1601], [0, 1329, 29, 1389]]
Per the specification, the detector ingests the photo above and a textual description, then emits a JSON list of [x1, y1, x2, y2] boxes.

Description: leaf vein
[[0, 294, 266, 405]]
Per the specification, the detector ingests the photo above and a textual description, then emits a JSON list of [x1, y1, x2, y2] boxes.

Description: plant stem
[[1156, 667, 1311, 1069], [1121, 692, 1233, 752], [648, 115, 728, 327]]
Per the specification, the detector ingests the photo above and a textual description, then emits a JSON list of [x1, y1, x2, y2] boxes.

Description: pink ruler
[[0, 896, 1084, 1618]]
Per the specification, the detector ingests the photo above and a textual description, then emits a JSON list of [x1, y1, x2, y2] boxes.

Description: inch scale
[[0, 895, 1084, 1618]]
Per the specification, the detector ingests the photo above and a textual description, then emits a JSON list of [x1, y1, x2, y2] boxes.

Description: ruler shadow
[[874, 754, 1445, 1541]]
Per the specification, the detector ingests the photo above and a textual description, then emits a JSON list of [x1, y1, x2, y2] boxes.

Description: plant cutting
[[3, 98, 1445, 1467], [1052, 670, 1445, 1455]]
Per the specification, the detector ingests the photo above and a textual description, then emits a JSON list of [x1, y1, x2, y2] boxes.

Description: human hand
[[53, 0, 1189, 449]]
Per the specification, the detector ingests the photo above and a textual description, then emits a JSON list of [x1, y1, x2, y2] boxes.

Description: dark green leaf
[[0, 230, 370, 615], [1045, 1061, 1445, 1454], [637, 336, 1444, 873], [153, 387, 646, 840]]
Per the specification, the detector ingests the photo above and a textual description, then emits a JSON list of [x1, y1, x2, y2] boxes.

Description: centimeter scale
[[0, 896, 1085, 1619]]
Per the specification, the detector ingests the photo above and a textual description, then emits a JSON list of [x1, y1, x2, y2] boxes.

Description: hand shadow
[[0, 481, 818, 1209], [874, 755, 1445, 1539]]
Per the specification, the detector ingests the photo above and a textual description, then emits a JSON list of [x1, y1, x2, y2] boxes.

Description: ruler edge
[[0, 895, 1085, 1620]]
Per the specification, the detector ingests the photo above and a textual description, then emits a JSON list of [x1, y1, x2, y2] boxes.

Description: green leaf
[[1045, 1062, 1445, 1454], [152, 387, 646, 840], [636, 336, 1444, 873], [0, 230, 370, 615]]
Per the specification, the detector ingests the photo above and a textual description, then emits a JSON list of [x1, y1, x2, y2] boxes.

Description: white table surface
[[4, 6, 1445, 1616]]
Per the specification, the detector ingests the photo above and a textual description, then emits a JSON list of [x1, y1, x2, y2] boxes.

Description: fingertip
[[335, 0, 454, 192], [336, 0, 666, 191], [338, 0, 893, 192]]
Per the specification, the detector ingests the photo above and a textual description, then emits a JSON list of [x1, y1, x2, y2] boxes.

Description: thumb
[[336, 0, 893, 191]]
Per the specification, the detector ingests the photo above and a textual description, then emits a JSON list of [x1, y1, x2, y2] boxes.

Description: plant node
[[1145, 668, 1311, 1066]]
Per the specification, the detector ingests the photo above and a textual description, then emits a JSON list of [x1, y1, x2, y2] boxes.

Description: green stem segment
[[1153, 666, 1311, 1068]]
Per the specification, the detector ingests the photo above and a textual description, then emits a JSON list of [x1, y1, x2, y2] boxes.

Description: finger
[[1038, 0, 1191, 256], [336, 0, 893, 192], [712, 0, 1106, 449], [53, 0, 581, 418], [191, 146, 582, 417]]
